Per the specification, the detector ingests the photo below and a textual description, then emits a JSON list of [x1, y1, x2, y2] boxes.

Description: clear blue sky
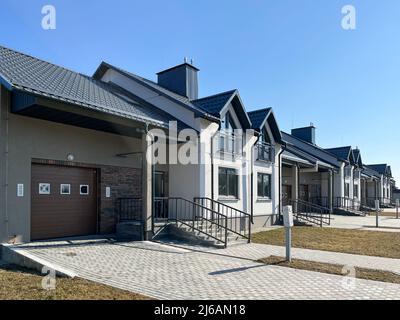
[[1, 0, 399, 182]]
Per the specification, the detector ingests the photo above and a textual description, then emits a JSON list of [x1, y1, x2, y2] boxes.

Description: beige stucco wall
[[0, 89, 144, 243]]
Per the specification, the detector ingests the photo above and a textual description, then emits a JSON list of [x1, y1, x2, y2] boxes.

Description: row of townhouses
[[0, 46, 396, 245]]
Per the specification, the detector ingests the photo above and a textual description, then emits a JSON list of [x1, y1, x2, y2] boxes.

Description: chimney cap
[[157, 62, 200, 75]]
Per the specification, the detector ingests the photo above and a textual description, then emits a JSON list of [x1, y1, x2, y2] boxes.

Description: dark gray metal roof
[[282, 132, 342, 169], [362, 165, 381, 179], [367, 164, 392, 177], [324, 146, 353, 163], [93, 62, 219, 122], [247, 108, 272, 129], [192, 90, 237, 115], [282, 149, 315, 167], [0, 45, 177, 128], [352, 148, 363, 167], [247, 108, 282, 143], [192, 89, 252, 129]]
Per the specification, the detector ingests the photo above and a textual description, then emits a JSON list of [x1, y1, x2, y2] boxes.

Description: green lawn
[[0, 264, 153, 300], [258, 256, 400, 284], [252, 226, 400, 259]]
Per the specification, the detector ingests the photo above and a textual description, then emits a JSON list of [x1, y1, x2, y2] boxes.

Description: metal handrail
[[309, 196, 330, 209], [193, 197, 251, 242], [255, 142, 275, 162], [334, 197, 361, 212], [155, 197, 229, 247], [290, 199, 331, 227]]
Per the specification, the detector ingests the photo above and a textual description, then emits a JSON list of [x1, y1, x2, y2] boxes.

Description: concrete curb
[[1, 244, 76, 278]]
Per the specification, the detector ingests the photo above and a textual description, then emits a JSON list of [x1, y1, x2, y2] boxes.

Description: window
[[60, 184, 71, 195], [219, 167, 238, 198], [344, 167, 351, 178], [262, 128, 271, 144], [257, 173, 271, 198], [80, 185, 89, 195], [345, 183, 350, 198], [39, 183, 50, 195], [354, 185, 359, 198], [219, 112, 241, 155], [222, 112, 236, 131]]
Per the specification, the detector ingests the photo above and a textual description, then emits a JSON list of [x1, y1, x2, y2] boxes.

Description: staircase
[[333, 197, 365, 216], [153, 197, 251, 248], [289, 199, 331, 227]]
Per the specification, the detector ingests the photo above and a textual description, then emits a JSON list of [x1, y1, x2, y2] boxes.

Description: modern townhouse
[[365, 164, 394, 207], [0, 45, 396, 246], [324, 146, 362, 211], [392, 187, 400, 204], [360, 165, 382, 208], [0, 45, 283, 246]]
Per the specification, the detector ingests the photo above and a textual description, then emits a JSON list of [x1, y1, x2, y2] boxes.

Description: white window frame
[[80, 185, 89, 195], [60, 184, 71, 195], [39, 183, 51, 195]]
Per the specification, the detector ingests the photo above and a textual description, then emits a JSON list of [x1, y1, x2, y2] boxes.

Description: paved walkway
[[328, 215, 400, 232], [168, 242, 400, 275], [8, 240, 400, 300]]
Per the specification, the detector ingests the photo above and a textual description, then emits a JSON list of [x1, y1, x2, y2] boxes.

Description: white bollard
[[283, 205, 294, 262], [375, 200, 380, 228]]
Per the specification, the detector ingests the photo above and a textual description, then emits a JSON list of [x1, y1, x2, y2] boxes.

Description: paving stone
[[8, 240, 400, 300]]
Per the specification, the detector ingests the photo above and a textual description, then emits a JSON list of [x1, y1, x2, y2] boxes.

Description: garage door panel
[[31, 164, 98, 241]]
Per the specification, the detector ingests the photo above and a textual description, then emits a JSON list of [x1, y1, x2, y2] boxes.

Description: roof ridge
[[192, 89, 237, 102], [0, 44, 90, 79], [247, 107, 272, 114], [94, 62, 219, 121], [325, 146, 352, 150]]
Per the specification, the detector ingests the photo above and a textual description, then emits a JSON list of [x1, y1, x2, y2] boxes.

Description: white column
[[328, 170, 333, 212], [292, 165, 299, 200], [142, 132, 153, 240]]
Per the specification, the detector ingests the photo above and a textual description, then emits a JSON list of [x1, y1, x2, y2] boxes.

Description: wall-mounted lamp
[[67, 154, 75, 161]]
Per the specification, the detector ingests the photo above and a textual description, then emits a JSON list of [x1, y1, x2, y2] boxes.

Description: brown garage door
[[31, 164, 97, 240]]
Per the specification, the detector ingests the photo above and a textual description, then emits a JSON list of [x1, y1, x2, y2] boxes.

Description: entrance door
[[282, 185, 292, 206], [299, 185, 309, 202], [31, 164, 97, 241]]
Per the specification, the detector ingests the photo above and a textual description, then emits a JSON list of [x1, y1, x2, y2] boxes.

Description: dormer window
[[255, 127, 274, 162], [222, 112, 236, 132], [262, 128, 271, 144], [218, 112, 241, 156]]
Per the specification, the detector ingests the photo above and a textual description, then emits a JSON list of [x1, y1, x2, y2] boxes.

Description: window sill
[[257, 197, 271, 202], [218, 197, 239, 202]]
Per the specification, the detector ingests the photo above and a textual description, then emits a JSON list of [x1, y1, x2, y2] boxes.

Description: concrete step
[[155, 222, 249, 248], [333, 208, 365, 216]]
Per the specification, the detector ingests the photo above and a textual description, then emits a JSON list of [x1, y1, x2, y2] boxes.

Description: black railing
[[334, 197, 361, 212], [117, 197, 143, 221], [157, 197, 229, 247], [154, 197, 169, 220], [362, 197, 379, 209], [193, 197, 251, 242], [255, 142, 274, 162], [309, 197, 331, 209], [289, 199, 331, 227]]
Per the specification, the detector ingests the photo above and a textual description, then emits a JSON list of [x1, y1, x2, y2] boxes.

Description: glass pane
[[257, 174, 263, 197], [228, 173, 238, 197], [264, 175, 271, 198], [219, 169, 227, 196]]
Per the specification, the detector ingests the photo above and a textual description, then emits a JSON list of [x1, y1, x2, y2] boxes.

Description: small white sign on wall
[[17, 184, 24, 197], [106, 187, 111, 198]]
